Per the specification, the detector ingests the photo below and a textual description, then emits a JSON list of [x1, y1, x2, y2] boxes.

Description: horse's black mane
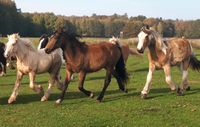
[[39, 34, 48, 41], [0, 42, 5, 49], [54, 29, 87, 56]]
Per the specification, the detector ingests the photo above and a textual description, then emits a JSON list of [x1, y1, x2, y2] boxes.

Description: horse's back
[[89, 42, 121, 59], [84, 42, 121, 71]]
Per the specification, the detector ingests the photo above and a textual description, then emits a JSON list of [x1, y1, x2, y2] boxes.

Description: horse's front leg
[[78, 71, 94, 98], [55, 70, 72, 104], [29, 72, 43, 94], [8, 71, 23, 104], [163, 64, 181, 95], [141, 63, 155, 99]]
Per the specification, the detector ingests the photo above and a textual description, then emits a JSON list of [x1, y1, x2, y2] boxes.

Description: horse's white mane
[[149, 28, 167, 54], [8, 33, 36, 51]]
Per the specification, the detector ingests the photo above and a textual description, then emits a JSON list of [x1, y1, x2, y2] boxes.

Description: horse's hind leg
[[54, 74, 64, 91], [112, 70, 127, 93], [41, 76, 55, 102], [180, 61, 190, 91], [8, 71, 23, 104], [78, 72, 94, 98], [97, 70, 111, 102], [55, 70, 72, 104], [29, 72, 43, 94]]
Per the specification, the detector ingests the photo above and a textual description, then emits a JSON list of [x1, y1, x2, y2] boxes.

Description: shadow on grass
[[1, 87, 200, 105], [0, 80, 49, 87], [133, 67, 149, 72], [0, 88, 136, 105], [141, 87, 200, 99], [86, 76, 105, 81]]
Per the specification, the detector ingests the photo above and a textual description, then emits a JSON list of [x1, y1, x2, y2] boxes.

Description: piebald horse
[[137, 26, 200, 98], [4, 34, 64, 103], [45, 29, 129, 104]]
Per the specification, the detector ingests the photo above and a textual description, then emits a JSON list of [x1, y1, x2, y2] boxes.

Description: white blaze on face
[[137, 31, 148, 50], [4, 35, 17, 57], [37, 38, 45, 49]]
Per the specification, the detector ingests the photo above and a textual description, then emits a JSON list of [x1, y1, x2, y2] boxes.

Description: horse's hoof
[[90, 93, 94, 98], [8, 97, 16, 104], [55, 99, 62, 104], [141, 93, 147, 99], [124, 89, 128, 93], [41, 96, 48, 102], [96, 99, 102, 103], [186, 86, 191, 91], [0, 72, 6, 77], [176, 87, 183, 96]]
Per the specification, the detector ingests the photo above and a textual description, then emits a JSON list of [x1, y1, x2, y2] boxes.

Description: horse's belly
[[36, 62, 51, 73], [155, 62, 162, 68]]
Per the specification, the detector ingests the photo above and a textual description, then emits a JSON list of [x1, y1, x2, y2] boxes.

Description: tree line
[[0, 0, 200, 38]]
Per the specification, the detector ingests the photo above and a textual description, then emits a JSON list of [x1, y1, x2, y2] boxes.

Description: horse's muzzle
[[4, 53, 9, 58], [45, 48, 51, 54], [137, 49, 144, 54]]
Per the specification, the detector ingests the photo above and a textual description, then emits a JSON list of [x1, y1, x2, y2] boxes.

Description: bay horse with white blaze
[[45, 29, 129, 104], [4, 34, 64, 104], [137, 26, 200, 99]]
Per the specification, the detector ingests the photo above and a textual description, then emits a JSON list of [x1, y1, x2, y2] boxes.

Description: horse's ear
[[7, 35, 10, 38], [145, 25, 150, 30], [141, 26, 151, 34], [16, 33, 20, 38]]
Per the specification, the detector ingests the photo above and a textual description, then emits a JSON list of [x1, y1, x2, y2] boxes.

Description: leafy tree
[[123, 21, 144, 38]]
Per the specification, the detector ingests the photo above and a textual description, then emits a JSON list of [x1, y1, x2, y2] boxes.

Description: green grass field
[[0, 38, 200, 127]]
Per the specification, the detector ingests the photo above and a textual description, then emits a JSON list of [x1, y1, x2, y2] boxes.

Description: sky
[[14, 0, 200, 20]]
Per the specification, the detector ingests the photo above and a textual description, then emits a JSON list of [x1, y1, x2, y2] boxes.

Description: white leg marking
[[141, 69, 153, 94]]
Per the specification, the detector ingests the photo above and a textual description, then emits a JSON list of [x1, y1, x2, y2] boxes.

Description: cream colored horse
[[109, 37, 142, 62], [4, 34, 64, 104], [137, 26, 200, 99]]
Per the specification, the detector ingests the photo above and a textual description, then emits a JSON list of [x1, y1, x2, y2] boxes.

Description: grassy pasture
[[0, 37, 200, 127]]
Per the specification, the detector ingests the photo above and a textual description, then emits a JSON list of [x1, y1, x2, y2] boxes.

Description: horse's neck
[[16, 43, 35, 63], [148, 41, 166, 61], [65, 41, 86, 58], [16, 48, 29, 62]]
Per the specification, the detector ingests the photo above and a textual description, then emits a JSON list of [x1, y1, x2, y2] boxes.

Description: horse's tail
[[189, 55, 200, 72], [129, 48, 143, 57], [115, 46, 129, 91]]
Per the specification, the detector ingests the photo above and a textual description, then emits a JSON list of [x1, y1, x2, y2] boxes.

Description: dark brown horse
[[45, 29, 129, 104], [0, 42, 6, 76]]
